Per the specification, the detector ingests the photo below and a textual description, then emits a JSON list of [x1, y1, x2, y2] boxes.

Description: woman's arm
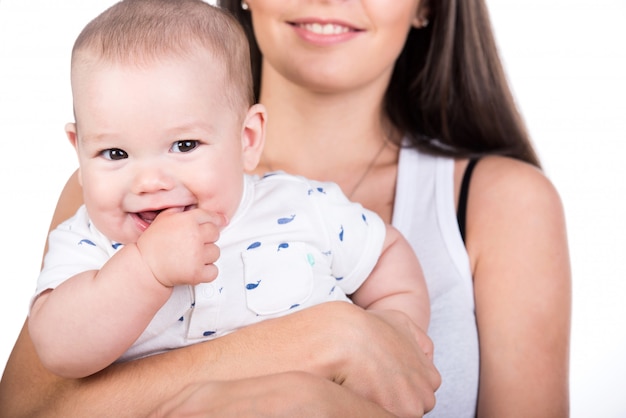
[[1, 302, 439, 418], [465, 156, 571, 417], [149, 371, 396, 418], [0, 171, 439, 417], [41, 170, 84, 263]]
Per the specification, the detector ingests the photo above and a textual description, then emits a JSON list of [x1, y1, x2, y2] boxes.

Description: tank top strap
[[456, 158, 480, 244]]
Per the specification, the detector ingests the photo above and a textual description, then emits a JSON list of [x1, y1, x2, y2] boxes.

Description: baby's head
[[66, 0, 266, 244], [72, 0, 254, 118], [72, 0, 254, 111]]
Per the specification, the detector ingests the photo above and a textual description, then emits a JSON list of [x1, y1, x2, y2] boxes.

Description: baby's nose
[[131, 164, 175, 194]]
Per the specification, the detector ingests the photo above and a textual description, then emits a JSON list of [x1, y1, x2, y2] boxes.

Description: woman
[[0, 0, 570, 416], [215, 0, 571, 415]]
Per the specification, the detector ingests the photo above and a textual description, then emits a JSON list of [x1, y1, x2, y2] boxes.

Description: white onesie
[[34, 172, 386, 362]]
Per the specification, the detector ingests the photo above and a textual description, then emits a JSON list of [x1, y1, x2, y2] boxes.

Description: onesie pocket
[[241, 241, 314, 316]]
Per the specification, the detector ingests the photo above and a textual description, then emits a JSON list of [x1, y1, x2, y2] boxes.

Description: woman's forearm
[[0, 302, 439, 417], [2, 309, 341, 418], [149, 372, 396, 418], [0, 303, 349, 417]]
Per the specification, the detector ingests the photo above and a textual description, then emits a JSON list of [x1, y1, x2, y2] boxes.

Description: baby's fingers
[[198, 218, 222, 245], [194, 242, 220, 283], [191, 209, 228, 230], [196, 261, 219, 284]]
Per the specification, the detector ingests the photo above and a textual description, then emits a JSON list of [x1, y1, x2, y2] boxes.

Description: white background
[[0, 1, 624, 416]]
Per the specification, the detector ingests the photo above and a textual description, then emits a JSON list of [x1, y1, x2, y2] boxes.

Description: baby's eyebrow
[[163, 121, 216, 137], [76, 133, 124, 154], [77, 129, 117, 144]]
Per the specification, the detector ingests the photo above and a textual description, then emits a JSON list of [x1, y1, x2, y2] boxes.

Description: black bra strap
[[457, 158, 480, 244]]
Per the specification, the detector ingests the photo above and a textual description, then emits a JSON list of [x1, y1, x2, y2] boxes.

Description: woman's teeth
[[298, 23, 351, 35]]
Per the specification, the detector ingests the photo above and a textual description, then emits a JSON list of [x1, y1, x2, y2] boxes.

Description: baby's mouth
[[136, 210, 161, 225], [135, 205, 195, 225]]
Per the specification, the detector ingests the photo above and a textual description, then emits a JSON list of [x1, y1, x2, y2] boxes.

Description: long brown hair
[[219, 0, 540, 166]]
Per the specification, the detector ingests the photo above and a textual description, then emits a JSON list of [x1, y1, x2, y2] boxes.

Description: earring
[[413, 16, 429, 30], [241, 1, 249, 10]]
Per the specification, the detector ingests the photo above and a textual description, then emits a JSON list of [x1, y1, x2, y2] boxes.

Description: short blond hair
[[72, 0, 253, 111]]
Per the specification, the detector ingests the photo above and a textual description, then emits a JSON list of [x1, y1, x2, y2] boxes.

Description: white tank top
[[393, 147, 479, 417]]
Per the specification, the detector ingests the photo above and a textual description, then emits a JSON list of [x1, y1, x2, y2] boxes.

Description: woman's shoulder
[[399, 149, 563, 216], [462, 155, 567, 265], [466, 155, 562, 209]]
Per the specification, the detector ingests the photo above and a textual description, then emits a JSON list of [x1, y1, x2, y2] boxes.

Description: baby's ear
[[65, 122, 78, 148], [65, 122, 82, 186], [241, 103, 267, 171]]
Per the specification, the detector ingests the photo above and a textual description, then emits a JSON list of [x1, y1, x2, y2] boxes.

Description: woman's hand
[[329, 307, 440, 416], [149, 372, 395, 418], [149, 307, 440, 418]]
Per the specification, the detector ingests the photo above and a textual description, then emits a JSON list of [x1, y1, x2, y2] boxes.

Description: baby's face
[[68, 53, 253, 244]]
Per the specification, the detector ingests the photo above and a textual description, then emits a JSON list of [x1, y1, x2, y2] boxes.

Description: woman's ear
[[412, 2, 431, 29], [65, 122, 82, 186], [241, 103, 267, 172]]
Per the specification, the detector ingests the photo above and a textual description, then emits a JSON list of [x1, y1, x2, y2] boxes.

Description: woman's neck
[[254, 66, 400, 221], [256, 66, 396, 181]]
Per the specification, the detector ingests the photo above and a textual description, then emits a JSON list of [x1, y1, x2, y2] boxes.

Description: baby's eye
[[100, 148, 128, 160], [171, 140, 199, 153]]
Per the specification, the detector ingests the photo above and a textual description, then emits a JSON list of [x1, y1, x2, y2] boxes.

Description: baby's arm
[[29, 245, 172, 378], [350, 225, 430, 331], [28, 208, 221, 378]]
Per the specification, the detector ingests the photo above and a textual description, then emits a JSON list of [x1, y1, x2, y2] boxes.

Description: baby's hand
[[136, 208, 224, 287]]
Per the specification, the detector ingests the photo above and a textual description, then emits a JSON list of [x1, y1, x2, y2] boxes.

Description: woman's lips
[[288, 19, 363, 45], [293, 22, 353, 35]]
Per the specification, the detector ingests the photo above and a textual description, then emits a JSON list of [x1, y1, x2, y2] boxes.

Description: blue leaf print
[[290, 304, 300, 309], [246, 280, 261, 290], [338, 225, 344, 242], [277, 243, 289, 251], [361, 213, 368, 224], [247, 241, 262, 250], [203, 330, 216, 337], [112, 242, 123, 250], [335, 276, 344, 281], [78, 239, 96, 246], [317, 187, 326, 194], [277, 214, 296, 224]]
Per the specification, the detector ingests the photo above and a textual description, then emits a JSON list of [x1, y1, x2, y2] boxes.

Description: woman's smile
[[287, 18, 363, 45]]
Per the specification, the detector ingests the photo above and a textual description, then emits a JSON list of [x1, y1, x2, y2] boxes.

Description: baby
[[28, 0, 429, 379]]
